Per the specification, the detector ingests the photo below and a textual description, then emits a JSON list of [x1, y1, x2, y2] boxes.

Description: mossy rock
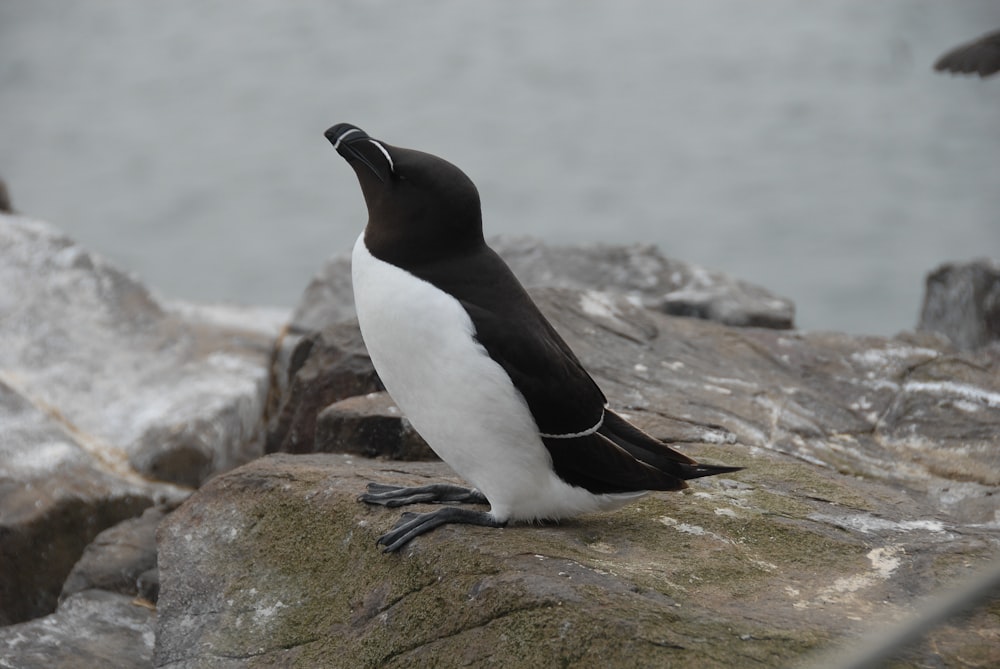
[[155, 453, 998, 668]]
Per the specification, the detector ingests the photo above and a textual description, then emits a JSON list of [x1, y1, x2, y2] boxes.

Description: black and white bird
[[325, 123, 741, 552]]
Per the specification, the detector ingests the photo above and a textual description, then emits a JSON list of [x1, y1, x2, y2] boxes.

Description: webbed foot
[[375, 507, 505, 553], [358, 482, 488, 507]]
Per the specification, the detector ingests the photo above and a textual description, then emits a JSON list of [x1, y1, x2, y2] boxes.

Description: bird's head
[[325, 123, 483, 265]]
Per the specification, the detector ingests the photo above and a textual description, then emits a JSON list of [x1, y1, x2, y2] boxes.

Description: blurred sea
[[2, 0, 998, 335]]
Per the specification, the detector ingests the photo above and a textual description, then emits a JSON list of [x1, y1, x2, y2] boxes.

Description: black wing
[[409, 244, 744, 495], [410, 244, 606, 437]]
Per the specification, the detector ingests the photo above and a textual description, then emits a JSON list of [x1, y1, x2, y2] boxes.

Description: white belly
[[351, 232, 642, 522]]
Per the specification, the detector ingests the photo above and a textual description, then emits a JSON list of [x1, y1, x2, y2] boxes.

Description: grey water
[[2, 0, 998, 335]]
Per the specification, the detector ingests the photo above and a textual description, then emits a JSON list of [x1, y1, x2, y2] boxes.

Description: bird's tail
[[676, 462, 744, 480], [599, 410, 743, 481]]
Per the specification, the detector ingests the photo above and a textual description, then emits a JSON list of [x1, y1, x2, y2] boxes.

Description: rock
[[156, 287, 999, 667], [265, 321, 382, 454], [0, 214, 282, 488], [918, 259, 1000, 352], [316, 392, 434, 460], [0, 590, 155, 669], [493, 237, 795, 329], [60, 505, 170, 603], [0, 213, 282, 626], [543, 288, 1000, 491], [155, 453, 999, 668], [136, 568, 160, 604], [933, 29, 1000, 78], [291, 236, 795, 332], [0, 178, 12, 213], [0, 378, 182, 626]]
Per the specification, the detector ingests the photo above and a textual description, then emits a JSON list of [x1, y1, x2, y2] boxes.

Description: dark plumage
[[325, 123, 742, 552]]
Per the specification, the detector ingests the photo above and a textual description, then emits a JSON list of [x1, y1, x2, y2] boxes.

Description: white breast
[[351, 232, 644, 522]]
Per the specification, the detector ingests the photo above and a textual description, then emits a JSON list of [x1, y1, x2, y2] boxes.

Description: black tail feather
[[599, 410, 742, 481], [677, 462, 744, 480]]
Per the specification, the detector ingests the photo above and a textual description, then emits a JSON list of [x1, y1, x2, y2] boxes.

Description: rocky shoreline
[[1, 211, 998, 667]]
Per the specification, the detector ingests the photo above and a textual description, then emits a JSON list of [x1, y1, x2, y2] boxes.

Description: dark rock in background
[[933, 29, 1000, 78], [59, 505, 171, 604], [264, 321, 382, 454], [919, 259, 1000, 352], [316, 391, 434, 460], [0, 178, 12, 213]]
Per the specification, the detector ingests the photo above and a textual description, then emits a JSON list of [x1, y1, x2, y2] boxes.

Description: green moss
[[181, 456, 989, 668]]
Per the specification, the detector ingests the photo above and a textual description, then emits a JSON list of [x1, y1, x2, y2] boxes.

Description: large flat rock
[[156, 286, 1000, 668], [155, 453, 998, 668]]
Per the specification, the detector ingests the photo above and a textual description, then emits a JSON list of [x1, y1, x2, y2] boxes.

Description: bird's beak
[[325, 123, 394, 183]]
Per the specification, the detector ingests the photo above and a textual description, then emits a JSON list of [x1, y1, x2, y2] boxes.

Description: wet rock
[[0, 590, 155, 669], [316, 391, 434, 460], [918, 259, 1000, 352], [60, 505, 170, 603], [155, 453, 999, 668], [0, 214, 281, 488]]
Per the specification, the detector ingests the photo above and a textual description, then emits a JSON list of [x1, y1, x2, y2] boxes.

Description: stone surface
[[0, 378, 182, 626], [156, 287, 999, 668], [265, 321, 382, 455], [0, 214, 281, 487], [494, 237, 796, 329], [316, 392, 434, 460], [0, 213, 281, 627], [0, 590, 155, 669], [918, 259, 1000, 352], [155, 453, 999, 669], [290, 236, 795, 332], [5, 210, 1000, 666], [60, 505, 170, 603]]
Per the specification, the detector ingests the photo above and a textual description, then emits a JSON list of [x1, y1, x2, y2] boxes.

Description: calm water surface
[[2, 1, 998, 334]]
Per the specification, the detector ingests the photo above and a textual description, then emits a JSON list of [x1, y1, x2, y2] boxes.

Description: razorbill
[[324, 123, 741, 552]]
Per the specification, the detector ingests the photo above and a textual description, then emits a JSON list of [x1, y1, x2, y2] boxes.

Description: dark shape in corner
[[0, 178, 13, 214], [934, 29, 1000, 78]]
